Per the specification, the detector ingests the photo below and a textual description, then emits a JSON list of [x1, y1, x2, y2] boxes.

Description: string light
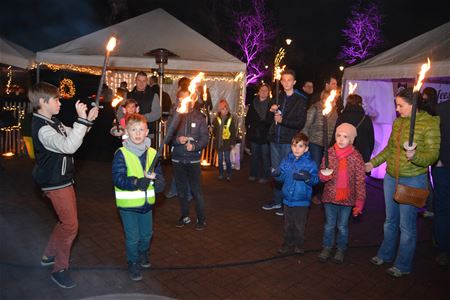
[[0, 105, 25, 132], [41, 63, 102, 75], [59, 78, 76, 98], [6, 66, 13, 94]]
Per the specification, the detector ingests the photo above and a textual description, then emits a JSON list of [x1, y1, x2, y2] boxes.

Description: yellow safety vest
[[114, 147, 157, 208], [217, 116, 232, 140]]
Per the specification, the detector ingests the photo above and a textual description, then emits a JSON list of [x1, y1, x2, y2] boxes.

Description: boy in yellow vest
[[112, 113, 165, 281]]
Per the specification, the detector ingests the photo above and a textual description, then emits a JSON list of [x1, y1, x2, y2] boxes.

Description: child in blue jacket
[[273, 132, 319, 254]]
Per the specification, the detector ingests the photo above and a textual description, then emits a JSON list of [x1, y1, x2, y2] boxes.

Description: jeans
[[431, 166, 450, 254], [270, 143, 292, 204], [43, 186, 78, 272], [322, 203, 352, 250], [377, 173, 427, 273], [218, 150, 232, 177], [283, 206, 309, 246], [308, 143, 324, 168], [173, 162, 205, 221], [167, 178, 192, 199], [249, 142, 270, 179], [119, 210, 152, 263]]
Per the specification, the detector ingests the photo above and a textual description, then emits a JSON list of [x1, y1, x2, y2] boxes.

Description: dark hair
[[28, 82, 59, 109], [346, 94, 363, 106], [292, 132, 309, 146], [419, 87, 438, 115], [149, 75, 158, 83], [396, 87, 414, 105], [123, 98, 138, 107], [281, 69, 296, 79], [136, 71, 147, 78], [324, 75, 337, 85], [178, 77, 191, 90]]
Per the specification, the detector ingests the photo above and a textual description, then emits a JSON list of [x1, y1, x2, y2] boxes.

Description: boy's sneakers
[[176, 216, 191, 228], [217, 175, 224, 181], [262, 202, 281, 210], [195, 219, 206, 231], [278, 244, 294, 254], [275, 209, 284, 216], [128, 262, 142, 281], [318, 247, 332, 262], [386, 266, 410, 278], [370, 256, 384, 266], [333, 249, 345, 264], [226, 177, 231, 182], [41, 255, 55, 266], [51, 269, 76, 288], [248, 176, 257, 181], [139, 252, 151, 269], [294, 246, 305, 255]]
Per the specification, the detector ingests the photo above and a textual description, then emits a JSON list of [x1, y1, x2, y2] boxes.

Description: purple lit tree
[[234, 0, 276, 84], [339, 2, 383, 65]]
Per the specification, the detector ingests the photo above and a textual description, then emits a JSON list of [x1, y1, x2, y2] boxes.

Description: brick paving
[[0, 156, 448, 300]]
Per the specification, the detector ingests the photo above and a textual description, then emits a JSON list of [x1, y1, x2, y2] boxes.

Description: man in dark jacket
[[168, 94, 209, 230], [262, 69, 307, 216]]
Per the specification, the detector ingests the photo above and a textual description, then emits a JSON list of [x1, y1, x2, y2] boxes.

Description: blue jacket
[[274, 151, 319, 207]]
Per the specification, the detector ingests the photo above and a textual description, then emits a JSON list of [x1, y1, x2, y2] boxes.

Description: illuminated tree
[[339, 2, 383, 65], [234, 0, 276, 84]]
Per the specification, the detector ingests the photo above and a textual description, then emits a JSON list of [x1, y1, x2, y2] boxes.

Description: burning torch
[[320, 89, 337, 176], [93, 36, 117, 108]]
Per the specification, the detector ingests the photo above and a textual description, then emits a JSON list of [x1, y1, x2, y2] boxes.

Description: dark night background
[[0, 0, 448, 86]]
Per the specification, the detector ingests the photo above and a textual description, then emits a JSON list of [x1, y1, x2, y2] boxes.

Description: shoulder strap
[[355, 115, 366, 129]]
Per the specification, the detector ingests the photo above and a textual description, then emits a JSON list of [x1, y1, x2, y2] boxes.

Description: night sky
[[0, 0, 448, 85]]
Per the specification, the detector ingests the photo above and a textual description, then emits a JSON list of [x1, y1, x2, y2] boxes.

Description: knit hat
[[336, 123, 357, 143]]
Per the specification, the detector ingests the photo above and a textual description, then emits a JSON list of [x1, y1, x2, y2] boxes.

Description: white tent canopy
[[343, 22, 450, 81], [36, 8, 246, 73], [0, 37, 35, 69]]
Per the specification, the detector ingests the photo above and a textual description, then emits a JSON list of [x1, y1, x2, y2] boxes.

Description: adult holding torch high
[[365, 87, 440, 278]]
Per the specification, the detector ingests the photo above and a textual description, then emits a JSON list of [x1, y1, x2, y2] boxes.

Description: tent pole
[[36, 64, 40, 83]]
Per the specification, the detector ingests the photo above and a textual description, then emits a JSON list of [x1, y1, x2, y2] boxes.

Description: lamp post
[[151, 48, 169, 150]]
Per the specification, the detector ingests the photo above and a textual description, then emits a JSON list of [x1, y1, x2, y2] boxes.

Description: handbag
[[392, 119, 429, 208]]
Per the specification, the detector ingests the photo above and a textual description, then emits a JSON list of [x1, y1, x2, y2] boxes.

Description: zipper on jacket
[[61, 156, 67, 176]]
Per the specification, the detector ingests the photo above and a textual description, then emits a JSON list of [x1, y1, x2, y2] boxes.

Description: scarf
[[123, 137, 151, 157], [334, 143, 354, 201], [253, 97, 269, 120]]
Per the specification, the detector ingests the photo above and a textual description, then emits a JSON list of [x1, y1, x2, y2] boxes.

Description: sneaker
[[176, 216, 191, 228], [386, 266, 410, 278], [278, 244, 294, 254], [128, 262, 143, 281], [164, 191, 177, 198], [262, 203, 282, 210], [51, 269, 76, 288], [422, 210, 434, 218], [226, 177, 231, 182], [139, 252, 151, 269], [318, 247, 332, 262], [275, 209, 284, 216], [217, 175, 224, 181], [370, 256, 384, 266], [195, 219, 206, 231], [41, 255, 55, 266], [294, 246, 305, 254], [248, 176, 257, 182], [258, 178, 270, 184], [333, 248, 345, 264]]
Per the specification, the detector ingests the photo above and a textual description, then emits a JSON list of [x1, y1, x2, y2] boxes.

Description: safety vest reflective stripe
[[115, 147, 157, 208]]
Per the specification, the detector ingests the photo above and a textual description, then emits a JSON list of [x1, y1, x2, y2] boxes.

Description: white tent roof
[[36, 8, 246, 73], [0, 37, 35, 69], [343, 22, 450, 80]]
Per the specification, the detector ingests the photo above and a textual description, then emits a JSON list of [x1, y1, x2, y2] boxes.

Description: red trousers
[[43, 185, 78, 272]]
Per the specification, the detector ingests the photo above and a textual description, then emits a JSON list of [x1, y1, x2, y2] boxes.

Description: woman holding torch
[[366, 87, 440, 277]]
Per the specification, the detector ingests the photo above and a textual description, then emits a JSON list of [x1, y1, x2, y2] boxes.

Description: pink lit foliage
[[234, 0, 276, 84], [339, 2, 383, 65]]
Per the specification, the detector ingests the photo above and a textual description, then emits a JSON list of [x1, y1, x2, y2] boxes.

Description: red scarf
[[334, 144, 354, 201]]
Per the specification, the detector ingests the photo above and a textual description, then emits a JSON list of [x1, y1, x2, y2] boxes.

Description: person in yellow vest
[[212, 99, 237, 181], [112, 113, 165, 281]]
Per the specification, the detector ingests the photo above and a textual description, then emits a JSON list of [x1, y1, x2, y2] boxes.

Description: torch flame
[[203, 84, 207, 101], [177, 72, 205, 113], [106, 36, 117, 52], [274, 65, 286, 81], [348, 82, 358, 95], [322, 89, 337, 116], [413, 57, 431, 92], [111, 95, 123, 108]]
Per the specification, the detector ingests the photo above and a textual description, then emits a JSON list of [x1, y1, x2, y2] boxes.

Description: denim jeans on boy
[[431, 166, 450, 254], [119, 210, 152, 263], [250, 142, 270, 179], [376, 173, 427, 273], [270, 142, 292, 205], [218, 150, 232, 177], [322, 203, 352, 250]]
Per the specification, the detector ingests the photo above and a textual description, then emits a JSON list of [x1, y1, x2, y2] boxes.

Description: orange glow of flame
[[413, 57, 431, 92], [274, 65, 286, 81], [111, 95, 123, 108], [106, 37, 117, 52], [322, 89, 337, 116], [177, 72, 205, 113], [203, 84, 207, 101], [348, 82, 358, 94]]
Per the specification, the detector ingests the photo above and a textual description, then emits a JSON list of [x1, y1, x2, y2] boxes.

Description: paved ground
[[0, 155, 448, 300]]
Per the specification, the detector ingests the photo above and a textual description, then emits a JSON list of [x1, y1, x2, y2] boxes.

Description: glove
[[352, 201, 364, 216], [293, 170, 311, 181], [136, 177, 151, 191], [271, 168, 281, 177]]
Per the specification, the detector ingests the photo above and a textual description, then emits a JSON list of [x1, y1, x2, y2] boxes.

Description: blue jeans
[[119, 210, 152, 263], [322, 203, 352, 250], [308, 143, 323, 169], [270, 143, 292, 204], [377, 173, 427, 273], [250, 142, 270, 179], [218, 150, 232, 177], [431, 166, 450, 254], [168, 178, 192, 199]]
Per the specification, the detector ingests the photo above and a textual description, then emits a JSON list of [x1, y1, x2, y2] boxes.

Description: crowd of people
[[28, 69, 448, 288]]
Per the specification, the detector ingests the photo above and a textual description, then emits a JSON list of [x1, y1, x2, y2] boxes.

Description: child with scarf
[[212, 99, 237, 181], [112, 113, 165, 281], [318, 123, 366, 264]]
